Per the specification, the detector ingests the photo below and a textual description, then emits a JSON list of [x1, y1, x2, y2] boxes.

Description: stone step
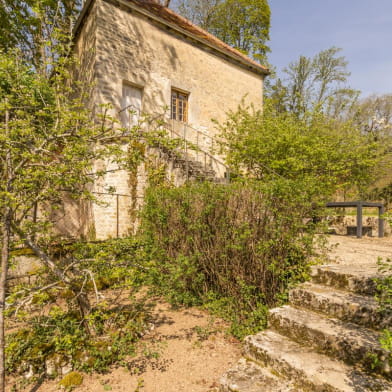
[[268, 305, 391, 376], [311, 264, 380, 295], [220, 358, 299, 392], [244, 330, 392, 392], [290, 282, 390, 329]]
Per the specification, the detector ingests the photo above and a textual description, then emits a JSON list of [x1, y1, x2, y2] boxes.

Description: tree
[[324, 87, 360, 121], [174, 0, 270, 62], [268, 47, 357, 117], [0, 50, 127, 391], [284, 55, 313, 115], [353, 94, 392, 137], [312, 47, 350, 105], [0, 0, 82, 72], [267, 77, 289, 114], [218, 102, 383, 200], [176, 0, 220, 29]]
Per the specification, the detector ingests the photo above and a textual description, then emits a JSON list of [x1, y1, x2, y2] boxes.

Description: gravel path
[[327, 234, 392, 265]]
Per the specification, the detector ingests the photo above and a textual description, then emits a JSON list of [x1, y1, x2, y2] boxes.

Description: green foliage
[[219, 102, 382, 199], [140, 180, 320, 338], [5, 236, 154, 382], [6, 301, 150, 376], [267, 47, 358, 118], [203, 292, 268, 338], [0, 46, 185, 384], [376, 258, 392, 365], [376, 258, 392, 314], [175, 0, 270, 61], [353, 93, 392, 136], [209, 0, 270, 61], [0, 49, 125, 241], [0, 0, 82, 71], [0, 49, 135, 351], [69, 237, 149, 290]]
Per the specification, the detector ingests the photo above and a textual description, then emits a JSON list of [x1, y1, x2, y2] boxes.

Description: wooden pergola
[[326, 201, 385, 238]]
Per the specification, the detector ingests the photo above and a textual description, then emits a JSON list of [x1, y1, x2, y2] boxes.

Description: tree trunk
[[0, 211, 11, 392], [0, 103, 11, 392], [75, 289, 91, 334], [13, 227, 93, 335]]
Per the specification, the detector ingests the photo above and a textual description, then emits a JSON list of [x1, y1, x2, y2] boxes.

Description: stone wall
[[73, 0, 97, 109], [47, 2, 99, 240], [329, 215, 391, 237], [8, 255, 42, 287]]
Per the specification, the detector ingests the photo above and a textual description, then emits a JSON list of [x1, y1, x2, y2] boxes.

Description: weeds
[[375, 257, 392, 371], [140, 180, 322, 338], [6, 301, 151, 376]]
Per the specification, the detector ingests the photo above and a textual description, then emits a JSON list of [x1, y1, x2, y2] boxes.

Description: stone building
[[71, 0, 269, 239]]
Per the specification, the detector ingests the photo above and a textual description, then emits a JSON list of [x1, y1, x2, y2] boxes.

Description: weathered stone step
[[269, 305, 390, 376], [311, 264, 380, 295], [244, 330, 392, 392], [220, 358, 299, 392], [290, 282, 390, 329]]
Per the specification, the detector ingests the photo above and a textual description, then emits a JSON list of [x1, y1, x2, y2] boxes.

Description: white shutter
[[121, 84, 142, 129]]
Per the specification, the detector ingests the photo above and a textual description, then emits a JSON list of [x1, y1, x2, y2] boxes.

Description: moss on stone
[[59, 371, 83, 390]]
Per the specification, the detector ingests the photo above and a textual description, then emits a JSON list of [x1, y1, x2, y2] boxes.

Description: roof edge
[[74, 0, 269, 76], [74, 0, 94, 37]]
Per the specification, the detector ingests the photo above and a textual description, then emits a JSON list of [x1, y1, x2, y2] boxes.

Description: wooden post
[[356, 202, 363, 238], [379, 205, 385, 238]]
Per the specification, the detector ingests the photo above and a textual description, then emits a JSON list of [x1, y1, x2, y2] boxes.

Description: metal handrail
[[169, 118, 217, 142], [168, 127, 229, 171], [118, 106, 222, 146], [118, 106, 230, 180]]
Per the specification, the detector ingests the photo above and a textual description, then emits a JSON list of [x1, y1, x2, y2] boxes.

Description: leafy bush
[[376, 258, 392, 369], [6, 237, 152, 378], [140, 180, 323, 338], [6, 301, 150, 376], [69, 237, 149, 290], [218, 103, 383, 199]]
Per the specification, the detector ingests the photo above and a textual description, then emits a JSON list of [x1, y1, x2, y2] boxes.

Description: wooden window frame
[[171, 89, 189, 123]]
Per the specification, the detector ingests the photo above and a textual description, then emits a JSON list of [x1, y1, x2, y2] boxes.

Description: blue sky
[[268, 0, 392, 96]]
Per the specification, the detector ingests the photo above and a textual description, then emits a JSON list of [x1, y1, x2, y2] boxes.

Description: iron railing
[[119, 105, 230, 181]]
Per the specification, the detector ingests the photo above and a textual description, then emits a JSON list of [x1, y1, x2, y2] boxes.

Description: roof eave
[[74, 0, 94, 38], [73, 0, 270, 76]]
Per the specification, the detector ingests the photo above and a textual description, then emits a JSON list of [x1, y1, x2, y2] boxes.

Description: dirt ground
[[327, 234, 392, 265], [6, 300, 241, 392], [6, 234, 392, 392]]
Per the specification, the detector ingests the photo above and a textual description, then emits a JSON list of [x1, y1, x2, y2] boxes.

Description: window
[[171, 89, 189, 122]]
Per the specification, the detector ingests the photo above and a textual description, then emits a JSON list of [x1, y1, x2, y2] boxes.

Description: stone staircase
[[220, 262, 392, 391], [151, 140, 229, 184]]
